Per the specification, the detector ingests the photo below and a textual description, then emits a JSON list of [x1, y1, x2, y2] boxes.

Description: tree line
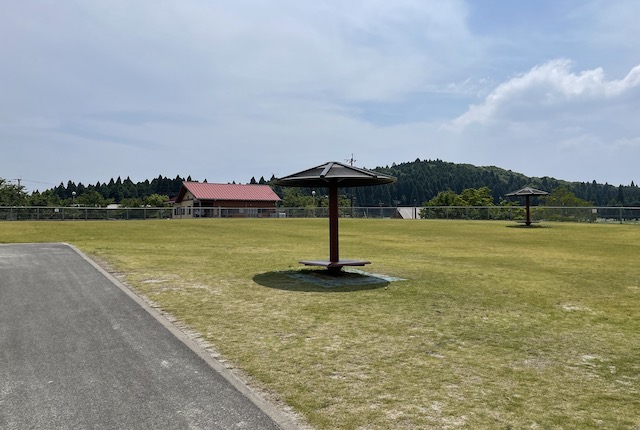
[[1, 175, 189, 207], [2, 158, 639, 207], [353, 159, 639, 207], [277, 159, 639, 207]]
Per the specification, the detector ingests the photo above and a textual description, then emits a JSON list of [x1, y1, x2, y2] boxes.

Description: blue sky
[[2, 0, 639, 192]]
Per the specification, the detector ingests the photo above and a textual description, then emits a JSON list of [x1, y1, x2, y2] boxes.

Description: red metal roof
[[176, 182, 281, 203]]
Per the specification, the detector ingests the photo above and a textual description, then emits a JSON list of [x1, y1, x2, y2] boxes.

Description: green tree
[[280, 188, 350, 208], [28, 189, 62, 206], [459, 186, 494, 206], [425, 190, 465, 206], [539, 186, 591, 222], [421, 190, 464, 219], [420, 187, 495, 219], [541, 187, 591, 207], [611, 185, 625, 206], [281, 188, 315, 207], [0, 178, 28, 205], [119, 197, 144, 208], [76, 190, 110, 207], [145, 194, 170, 207]]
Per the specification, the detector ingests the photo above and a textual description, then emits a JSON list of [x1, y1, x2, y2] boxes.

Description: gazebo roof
[[505, 187, 549, 197], [272, 161, 396, 188]]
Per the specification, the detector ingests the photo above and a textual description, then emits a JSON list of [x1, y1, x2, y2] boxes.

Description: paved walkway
[[0, 243, 295, 430]]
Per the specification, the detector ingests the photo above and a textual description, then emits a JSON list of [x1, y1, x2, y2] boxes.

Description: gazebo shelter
[[505, 187, 549, 226], [273, 161, 396, 272]]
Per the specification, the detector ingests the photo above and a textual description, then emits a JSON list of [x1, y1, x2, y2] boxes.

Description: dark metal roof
[[175, 182, 281, 203], [505, 187, 549, 197], [272, 161, 396, 188]]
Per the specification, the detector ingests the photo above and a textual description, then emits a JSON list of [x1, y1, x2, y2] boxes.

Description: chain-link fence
[[417, 206, 640, 224], [0, 206, 173, 221], [1, 205, 639, 223]]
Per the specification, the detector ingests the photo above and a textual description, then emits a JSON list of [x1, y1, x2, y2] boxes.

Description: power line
[[10, 178, 54, 186]]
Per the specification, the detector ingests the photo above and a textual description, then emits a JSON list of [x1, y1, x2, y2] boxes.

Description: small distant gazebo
[[505, 187, 549, 226], [273, 161, 396, 272]]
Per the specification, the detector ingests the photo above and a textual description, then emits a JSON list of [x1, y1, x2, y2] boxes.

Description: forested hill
[[26, 159, 639, 207], [352, 159, 639, 207]]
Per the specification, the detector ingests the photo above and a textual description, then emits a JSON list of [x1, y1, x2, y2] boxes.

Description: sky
[[2, 0, 639, 192]]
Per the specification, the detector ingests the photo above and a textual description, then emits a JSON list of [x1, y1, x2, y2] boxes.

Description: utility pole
[[344, 154, 356, 216]]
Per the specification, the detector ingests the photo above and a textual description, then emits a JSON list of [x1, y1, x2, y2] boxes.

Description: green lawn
[[2, 219, 639, 429]]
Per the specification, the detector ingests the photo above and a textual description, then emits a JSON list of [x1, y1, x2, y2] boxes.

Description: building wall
[[172, 195, 278, 219], [173, 191, 196, 219]]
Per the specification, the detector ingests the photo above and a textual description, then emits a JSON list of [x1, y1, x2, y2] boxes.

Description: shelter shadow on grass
[[253, 269, 393, 292], [506, 223, 550, 229]]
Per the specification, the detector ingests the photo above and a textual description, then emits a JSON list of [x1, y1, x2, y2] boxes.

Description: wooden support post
[[329, 185, 339, 263]]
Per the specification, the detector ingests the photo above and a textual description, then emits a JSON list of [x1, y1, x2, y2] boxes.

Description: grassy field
[[1, 219, 639, 429]]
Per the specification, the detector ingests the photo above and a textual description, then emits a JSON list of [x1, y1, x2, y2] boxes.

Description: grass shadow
[[253, 269, 392, 292]]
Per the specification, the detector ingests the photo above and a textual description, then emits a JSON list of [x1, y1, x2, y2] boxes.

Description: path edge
[[65, 243, 301, 430]]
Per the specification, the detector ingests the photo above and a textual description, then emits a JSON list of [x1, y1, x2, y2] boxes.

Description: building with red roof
[[172, 181, 281, 218]]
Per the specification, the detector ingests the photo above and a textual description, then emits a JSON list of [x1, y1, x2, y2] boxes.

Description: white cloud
[[434, 59, 640, 185], [450, 60, 640, 128], [2, 1, 640, 189]]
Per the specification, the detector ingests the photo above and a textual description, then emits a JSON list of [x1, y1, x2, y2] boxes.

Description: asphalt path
[[0, 243, 296, 430]]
